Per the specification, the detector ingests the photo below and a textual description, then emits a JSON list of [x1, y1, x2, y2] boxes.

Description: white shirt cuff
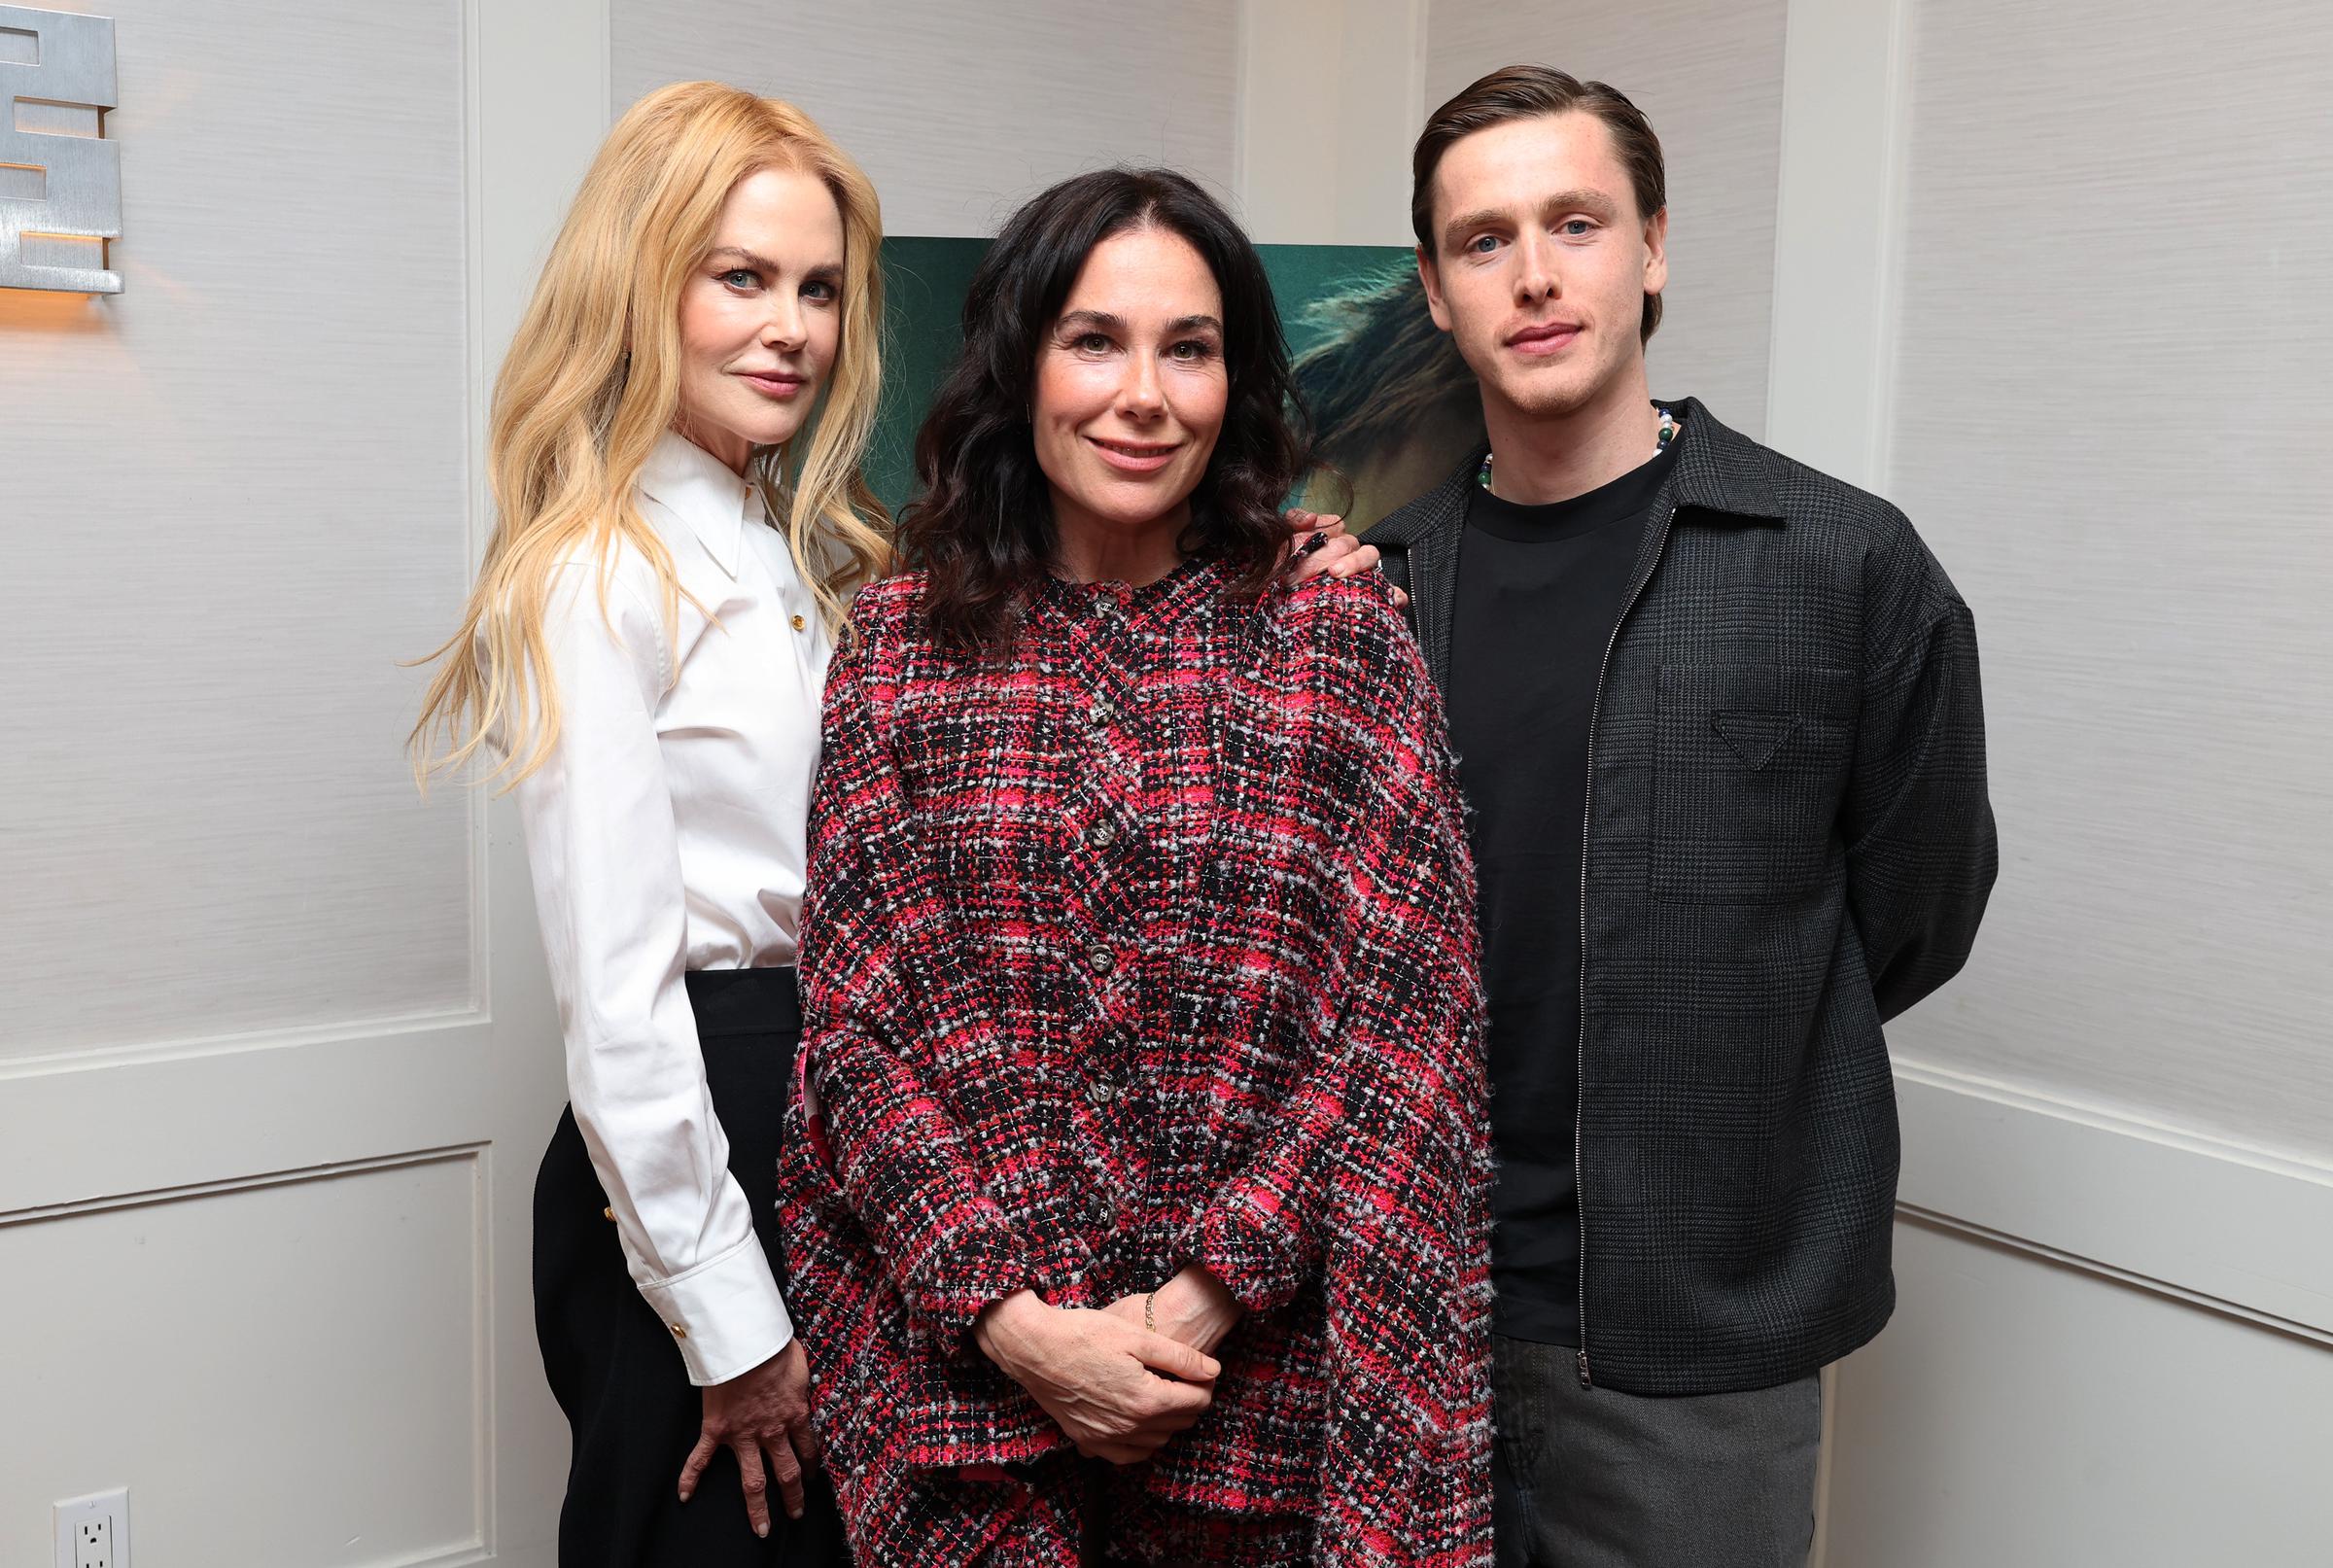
[[638, 1233, 795, 1386]]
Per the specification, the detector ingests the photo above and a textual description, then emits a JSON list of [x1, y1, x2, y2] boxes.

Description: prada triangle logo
[[1712, 712, 1797, 771]]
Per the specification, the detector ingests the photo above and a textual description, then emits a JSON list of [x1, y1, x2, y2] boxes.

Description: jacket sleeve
[[1844, 544, 2000, 1021], [793, 601, 1039, 1352], [1186, 581, 1491, 1315]]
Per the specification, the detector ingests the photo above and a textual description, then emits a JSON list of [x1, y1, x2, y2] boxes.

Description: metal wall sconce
[[1, 6, 121, 294]]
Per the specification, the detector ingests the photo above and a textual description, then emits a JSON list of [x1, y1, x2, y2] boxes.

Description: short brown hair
[[1411, 65, 1668, 343]]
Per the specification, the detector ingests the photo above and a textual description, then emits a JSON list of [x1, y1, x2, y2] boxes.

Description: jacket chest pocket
[[1649, 664, 1856, 907]]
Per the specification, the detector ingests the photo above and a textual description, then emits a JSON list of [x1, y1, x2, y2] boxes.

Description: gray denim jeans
[[1492, 1335, 1822, 1568]]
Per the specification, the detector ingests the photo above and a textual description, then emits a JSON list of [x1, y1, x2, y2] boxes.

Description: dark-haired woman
[[777, 168, 1493, 1566]]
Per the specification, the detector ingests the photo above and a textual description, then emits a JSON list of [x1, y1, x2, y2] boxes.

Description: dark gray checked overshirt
[[1372, 397, 1997, 1395]]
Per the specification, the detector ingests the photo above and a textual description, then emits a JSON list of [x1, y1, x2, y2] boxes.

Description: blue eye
[[1561, 220, 1595, 237], [803, 279, 838, 302], [720, 268, 760, 290], [1468, 234, 1501, 255]]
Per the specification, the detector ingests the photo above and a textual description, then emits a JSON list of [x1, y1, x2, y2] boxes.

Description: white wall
[[1480, 0, 2333, 1555], [611, 0, 1241, 236], [0, 2, 605, 1563], [1827, 1213, 2333, 1565], [1815, 2, 2333, 1556], [0, 3, 470, 1060], [1881, 0, 2333, 1164], [1236, 0, 1427, 246]]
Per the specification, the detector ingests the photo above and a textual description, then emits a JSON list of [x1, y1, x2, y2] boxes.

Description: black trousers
[[534, 967, 849, 1568]]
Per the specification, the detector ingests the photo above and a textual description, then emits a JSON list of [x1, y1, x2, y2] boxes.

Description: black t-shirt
[[1446, 439, 1678, 1345]]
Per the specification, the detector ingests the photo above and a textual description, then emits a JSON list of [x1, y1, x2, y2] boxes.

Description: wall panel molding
[[0, 1141, 487, 1228], [468, 3, 617, 1559], [1827, 1212, 2333, 1568], [1764, 0, 1910, 489], [0, 1021, 494, 1219], [0, 1002, 487, 1080], [1894, 1057, 2333, 1338], [1815, 1060, 2333, 1566], [0, 1149, 488, 1565]]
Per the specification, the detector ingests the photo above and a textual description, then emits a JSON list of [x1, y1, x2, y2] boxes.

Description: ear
[[1642, 206, 1670, 299], [1417, 246, 1454, 333]]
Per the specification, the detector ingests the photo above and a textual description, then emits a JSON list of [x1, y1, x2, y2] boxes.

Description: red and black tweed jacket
[[778, 558, 1492, 1565]]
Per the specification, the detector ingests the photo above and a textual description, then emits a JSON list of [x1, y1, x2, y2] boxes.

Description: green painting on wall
[[869, 237, 1481, 535]]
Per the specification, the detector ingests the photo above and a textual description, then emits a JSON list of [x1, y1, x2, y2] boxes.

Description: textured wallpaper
[[1882, 0, 2333, 1158], [613, 0, 1240, 237], [0, 0, 472, 1058]]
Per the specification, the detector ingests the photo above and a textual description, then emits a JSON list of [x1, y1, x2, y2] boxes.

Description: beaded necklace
[[1478, 402, 1680, 493]]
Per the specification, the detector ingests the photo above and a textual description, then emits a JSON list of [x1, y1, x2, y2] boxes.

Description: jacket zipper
[[1574, 504, 1678, 1389]]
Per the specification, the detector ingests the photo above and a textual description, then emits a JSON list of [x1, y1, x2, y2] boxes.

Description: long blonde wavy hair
[[410, 82, 888, 789]]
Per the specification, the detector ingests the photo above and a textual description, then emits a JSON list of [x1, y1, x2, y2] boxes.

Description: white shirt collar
[[637, 429, 762, 579]]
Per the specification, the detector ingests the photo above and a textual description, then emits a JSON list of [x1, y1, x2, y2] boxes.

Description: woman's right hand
[[974, 1290, 1220, 1465], [678, 1340, 821, 1536]]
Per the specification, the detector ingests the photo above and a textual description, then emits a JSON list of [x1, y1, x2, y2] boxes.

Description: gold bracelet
[[1144, 1290, 1156, 1334]]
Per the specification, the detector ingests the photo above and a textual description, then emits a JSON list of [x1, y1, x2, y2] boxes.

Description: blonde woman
[[412, 83, 886, 1563]]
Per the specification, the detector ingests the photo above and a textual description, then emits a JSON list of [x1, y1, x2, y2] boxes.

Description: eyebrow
[[708, 245, 843, 280], [1441, 189, 1623, 250], [1056, 309, 1224, 335]]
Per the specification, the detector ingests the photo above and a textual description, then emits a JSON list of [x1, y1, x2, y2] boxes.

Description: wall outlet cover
[[52, 1489, 129, 1568]]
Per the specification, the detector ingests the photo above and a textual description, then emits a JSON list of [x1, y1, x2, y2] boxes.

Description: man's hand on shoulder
[[1281, 507, 1410, 611]]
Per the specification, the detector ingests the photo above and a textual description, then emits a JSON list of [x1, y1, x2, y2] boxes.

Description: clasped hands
[[974, 1267, 1244, 1466]]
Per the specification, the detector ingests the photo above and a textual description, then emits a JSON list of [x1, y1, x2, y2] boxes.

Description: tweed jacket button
[[1090, 819, 1118, 848], [1085, 944, 1116, 976], [1087, 1079, 1117, 1105], [1089, 696, 1116, 725]]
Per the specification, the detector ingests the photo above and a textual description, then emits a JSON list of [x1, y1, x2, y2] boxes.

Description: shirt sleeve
[[1185, 580, 1492, 1315], [508, 561, 793, 1385], [791, 599, 1041, 1354]]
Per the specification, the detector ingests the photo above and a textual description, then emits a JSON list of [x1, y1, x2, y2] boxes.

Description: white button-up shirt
[[508, 430, 832, 1385]]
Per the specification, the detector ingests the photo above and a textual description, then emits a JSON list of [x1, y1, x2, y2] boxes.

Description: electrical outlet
[[52, 1489, 129, 1568]]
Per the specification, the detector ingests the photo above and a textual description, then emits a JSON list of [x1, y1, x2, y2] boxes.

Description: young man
[[1371, 66, 1997, 1566]]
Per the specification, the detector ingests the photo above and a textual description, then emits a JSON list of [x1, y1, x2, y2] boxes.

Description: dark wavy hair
[[898, 168, 1310, 651]]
